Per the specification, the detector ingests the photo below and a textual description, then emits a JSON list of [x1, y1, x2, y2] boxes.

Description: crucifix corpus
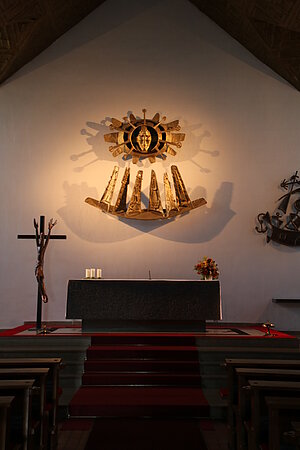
[[18, 216, 67, 331]]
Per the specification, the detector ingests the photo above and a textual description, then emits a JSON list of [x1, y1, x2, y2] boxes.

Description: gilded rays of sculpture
[[85, 165, 207, 220], [85, 109, 207, 221]]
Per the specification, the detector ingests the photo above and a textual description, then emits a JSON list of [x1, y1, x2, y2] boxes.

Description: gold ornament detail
[[85, 165, 206, 220], [104, 109, 185, 164]]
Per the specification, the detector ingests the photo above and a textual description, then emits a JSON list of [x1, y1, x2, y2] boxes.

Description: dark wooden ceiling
[[0, 0, 300, 91], [190, 0, 300, 91], [0, 0, 106, 85]]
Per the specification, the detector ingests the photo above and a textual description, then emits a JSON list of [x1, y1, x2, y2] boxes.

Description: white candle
[[85, 269, 91, 278], [96, 268, 102, 279], [90, 268, 96, 278]]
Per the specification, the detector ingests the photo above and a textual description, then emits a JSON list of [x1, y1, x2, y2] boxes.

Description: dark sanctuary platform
[[1, 322, 297, 420], [66, 279, 222, 332]]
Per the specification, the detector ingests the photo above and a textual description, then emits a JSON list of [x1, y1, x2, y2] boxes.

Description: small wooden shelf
[[272, 299, 300, 304]]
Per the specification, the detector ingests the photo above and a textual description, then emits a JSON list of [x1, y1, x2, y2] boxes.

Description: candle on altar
[[96, 269, 102, 279], [85, 269, 91, 278], [90, 268, 96, 278]]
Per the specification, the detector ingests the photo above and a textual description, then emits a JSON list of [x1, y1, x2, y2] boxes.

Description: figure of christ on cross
[[34, 217, 57, 303], [18, 216, 67, 330]]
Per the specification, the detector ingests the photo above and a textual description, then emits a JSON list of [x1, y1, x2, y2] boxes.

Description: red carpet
[[86, 344, 200, 360], [69, 386, 209, 417], [60, 418, 94, 431], [82, 372, 202, 386], [84, 418, 208, 450], [84, 359, 200, 372], [90, 335, 198, 345], [69, 334, 210, 419]]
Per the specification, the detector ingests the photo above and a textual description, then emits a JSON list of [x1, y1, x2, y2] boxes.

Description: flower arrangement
[[194, 256, 219, 280]]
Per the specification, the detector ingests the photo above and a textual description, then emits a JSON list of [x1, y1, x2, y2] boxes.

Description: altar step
[[82, 372, 202, 386], [86, 345, 199, 360], [84, 359, 201, 373], [68, 335, 209, 419], [69, 386, 210, 418], [90, 335, 197, 346], [1, 325, 298, 421]]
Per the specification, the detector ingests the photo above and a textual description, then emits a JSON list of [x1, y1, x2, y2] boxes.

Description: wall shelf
[[272, 299, 300, 304]]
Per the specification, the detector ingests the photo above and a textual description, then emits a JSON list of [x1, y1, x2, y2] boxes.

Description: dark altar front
[[66, 279, 221, 332]]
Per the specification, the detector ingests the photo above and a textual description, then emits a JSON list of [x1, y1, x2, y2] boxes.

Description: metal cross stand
[[18, 215, 67, 331]]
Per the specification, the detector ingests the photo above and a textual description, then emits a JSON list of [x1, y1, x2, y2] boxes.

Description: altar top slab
[[77, 279, 219, 282]]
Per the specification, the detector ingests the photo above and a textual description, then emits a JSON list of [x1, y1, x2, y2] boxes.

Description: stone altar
[[66, 279, 222, 332]]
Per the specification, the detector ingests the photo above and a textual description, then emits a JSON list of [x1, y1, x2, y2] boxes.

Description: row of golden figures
[[85, 165, 207, 220]]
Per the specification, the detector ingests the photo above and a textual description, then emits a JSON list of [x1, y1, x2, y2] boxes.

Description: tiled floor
[[201, 421, 228, 450], [58, 430, 90, 450]]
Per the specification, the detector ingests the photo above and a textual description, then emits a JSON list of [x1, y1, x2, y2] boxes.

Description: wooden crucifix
[[18, 216, 67, 331]]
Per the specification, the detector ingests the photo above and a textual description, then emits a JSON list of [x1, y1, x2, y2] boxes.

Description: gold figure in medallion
[[104, 109, 185, 164]]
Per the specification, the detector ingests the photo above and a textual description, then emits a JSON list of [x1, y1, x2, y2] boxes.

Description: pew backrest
[[0, 380, 35, 450], [0, 358, 61, 437], [0, 396, 15, 450]]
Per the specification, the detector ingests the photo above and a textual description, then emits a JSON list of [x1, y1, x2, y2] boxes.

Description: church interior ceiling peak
[[0, 0, 300, 91], [189, 0, 300, 91]]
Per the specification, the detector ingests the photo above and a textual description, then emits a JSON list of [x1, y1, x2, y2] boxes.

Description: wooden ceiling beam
[[0, 0, 106, 85], [189, 0, 300, 91]]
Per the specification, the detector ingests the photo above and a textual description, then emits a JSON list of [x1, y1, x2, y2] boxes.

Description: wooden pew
[[0, 358, 62, 448], [0, 380, 35, 450], [0, 368, 49, 450], [291, 420, 300, 439], [234, 368, 300, 450], [247, 380, 300, 450], [0, 396, 15, 450], [225, 358, 300, 450], [265, 396, 300, 450]]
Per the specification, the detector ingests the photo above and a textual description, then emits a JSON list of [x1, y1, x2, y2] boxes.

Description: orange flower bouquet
[[194, 256, 219, 280]]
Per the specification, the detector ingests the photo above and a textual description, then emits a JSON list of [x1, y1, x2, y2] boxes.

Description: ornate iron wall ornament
[[85, 165, 207, 220], [104, 109, 185, 164], [256, 171, 300, 246]]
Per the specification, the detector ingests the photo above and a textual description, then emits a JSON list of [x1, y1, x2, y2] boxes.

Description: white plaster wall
[[0, 0, 299, 330]]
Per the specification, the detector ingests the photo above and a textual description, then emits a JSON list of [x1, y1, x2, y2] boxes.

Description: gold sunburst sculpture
[[104, 109, 185, 164], [85, 109, 207, 221]]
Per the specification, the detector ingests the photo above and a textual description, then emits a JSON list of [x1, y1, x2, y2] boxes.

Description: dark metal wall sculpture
[[85, 109, 207, 222], [256, 171, 300, 246]]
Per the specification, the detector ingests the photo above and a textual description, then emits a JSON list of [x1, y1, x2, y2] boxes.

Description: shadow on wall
[[172, 118, 219, 171], [70, 118, 119, 172], [57, 180, 235, 243], [71, 117, 219, 171]]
